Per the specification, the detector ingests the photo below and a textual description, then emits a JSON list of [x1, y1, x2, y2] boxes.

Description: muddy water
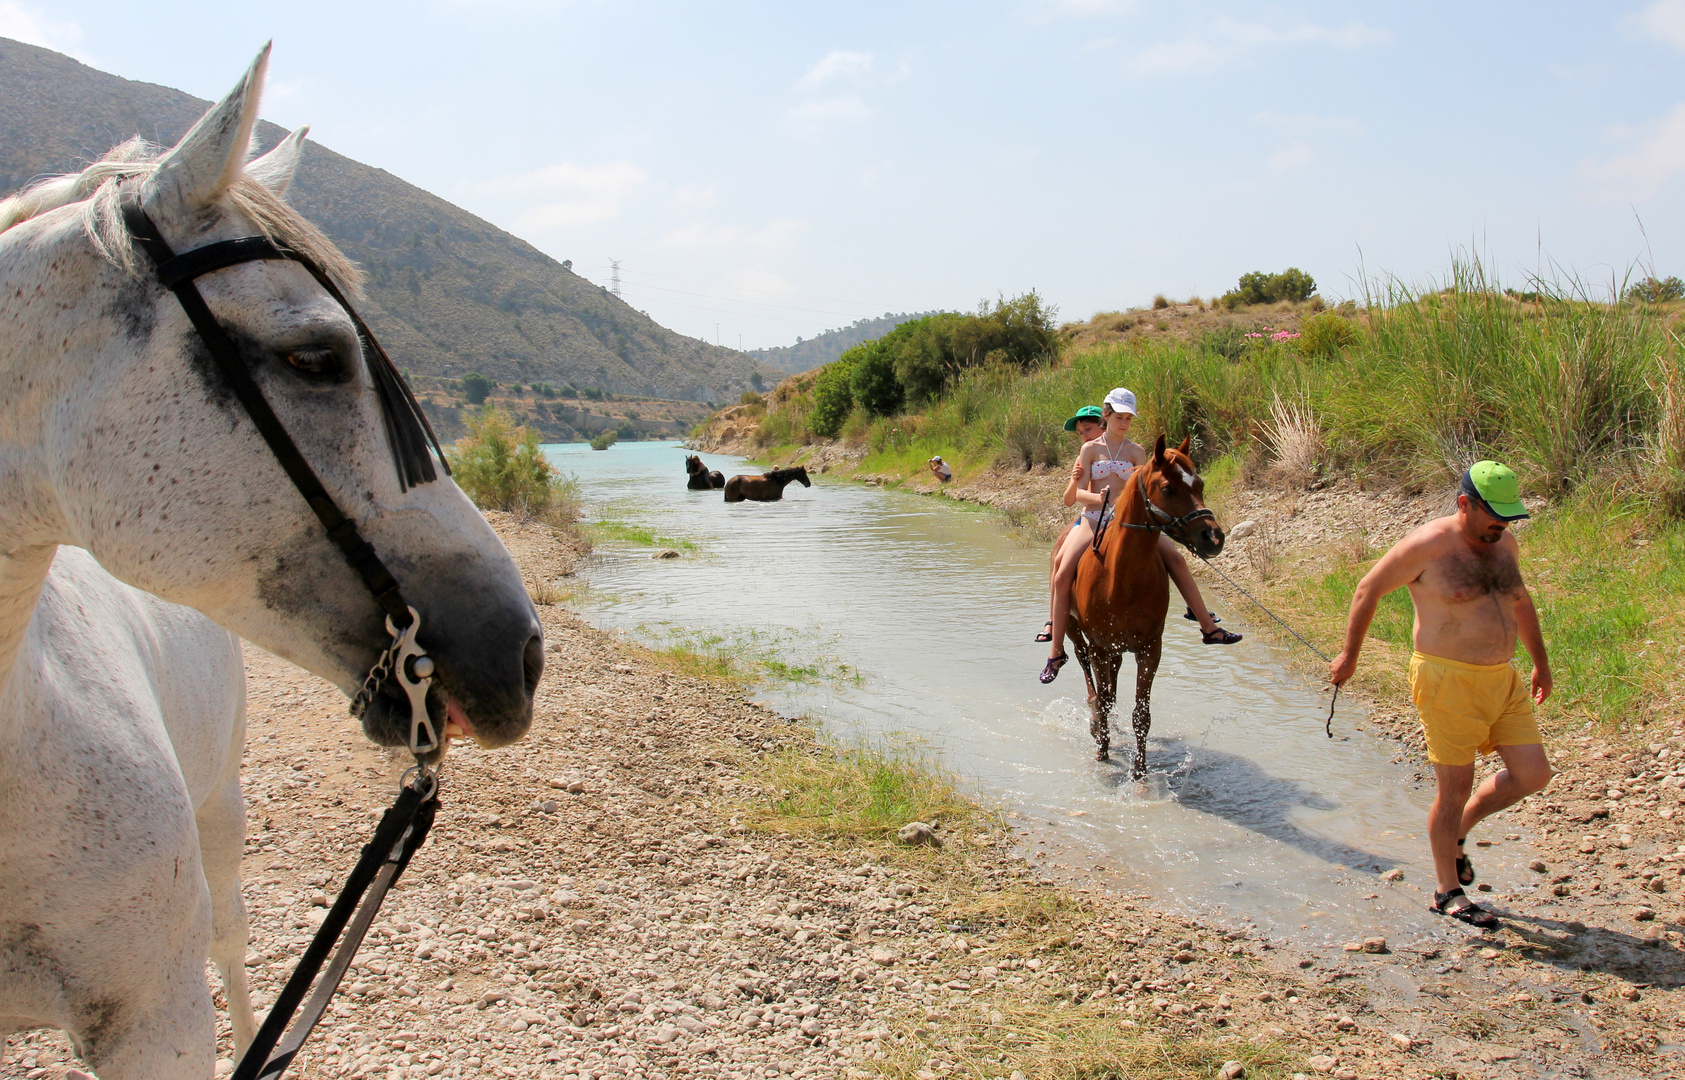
[[550, 441, 1541, 947]]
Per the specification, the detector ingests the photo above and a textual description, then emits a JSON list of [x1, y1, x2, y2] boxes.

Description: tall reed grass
[[758, 259, 1676, 504]]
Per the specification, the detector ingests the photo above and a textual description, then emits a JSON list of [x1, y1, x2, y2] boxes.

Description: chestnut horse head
[[1135, 435, 1225, 558], [1069, 434, 1226, 775]]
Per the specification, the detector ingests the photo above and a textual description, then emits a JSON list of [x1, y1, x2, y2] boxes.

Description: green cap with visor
[[1460, 460, 1529, 521], [1064, 404, 1104, 431]]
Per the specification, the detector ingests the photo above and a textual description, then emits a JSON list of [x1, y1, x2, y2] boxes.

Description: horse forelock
[[0, 138, 363, 298]]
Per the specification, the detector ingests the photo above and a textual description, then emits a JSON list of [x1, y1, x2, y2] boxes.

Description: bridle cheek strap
[[119, 196, 440, 755]]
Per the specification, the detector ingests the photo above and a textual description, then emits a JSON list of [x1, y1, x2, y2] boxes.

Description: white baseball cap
[[1103, 387, 1137, 415]]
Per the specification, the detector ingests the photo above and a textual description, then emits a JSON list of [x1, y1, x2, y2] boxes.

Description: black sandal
[[1202, 628, 1243, 645], [1183, 609, 1220, 624], [1035, 621, 1054, 643], [1431, 887, 1499, 929], [1456, 838, 1475, 887], [1039, 652, 1068, 684]]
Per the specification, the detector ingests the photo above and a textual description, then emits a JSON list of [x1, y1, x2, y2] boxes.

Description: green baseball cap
[[1064, 405, 1104, 431], [1460, 460, 1529, 521]]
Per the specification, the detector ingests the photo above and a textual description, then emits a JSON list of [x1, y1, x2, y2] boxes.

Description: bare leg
[[1158, 537, 1220, 634], [1048, 520, 1095, 660], [1459, 743, 1553, 841], [1043, 523, 1073, 636], [1429, 763, 1476, 896]]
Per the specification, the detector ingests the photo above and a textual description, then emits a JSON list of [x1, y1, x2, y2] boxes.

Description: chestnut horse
[[1068, 436, 1226, 776], [685, 454, 725, 490], [723, 465, 811, 503]]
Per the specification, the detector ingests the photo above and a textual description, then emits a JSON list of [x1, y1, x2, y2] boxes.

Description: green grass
[[638, 624, 860, 689], [586, 519, 699, 551], [744, 738, 981, 838]]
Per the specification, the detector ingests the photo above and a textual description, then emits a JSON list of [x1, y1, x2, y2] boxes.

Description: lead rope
[[1192, 553, 1339, 737]]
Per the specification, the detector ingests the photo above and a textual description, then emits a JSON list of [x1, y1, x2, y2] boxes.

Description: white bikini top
[[1088, 438, 1136, 480]]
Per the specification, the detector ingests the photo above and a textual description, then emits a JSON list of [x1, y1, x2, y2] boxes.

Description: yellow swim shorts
[[1408, 651, 1541, 766]]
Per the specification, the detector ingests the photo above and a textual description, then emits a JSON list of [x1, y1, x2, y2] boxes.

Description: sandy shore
[[2, 510, 1680, 1079]]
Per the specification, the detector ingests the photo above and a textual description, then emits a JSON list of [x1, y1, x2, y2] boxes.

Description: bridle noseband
[[120, 193, 449, 759]]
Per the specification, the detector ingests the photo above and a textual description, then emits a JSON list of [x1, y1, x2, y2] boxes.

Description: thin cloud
[[0, 1, 90, 62], [1267, 141, 1314, 173], [785, 94, 874, 137], [1127, 17, 1389, 76], [1581, 102, 1685, 202], [797, 50, 874, 92], [1255, 111, 1368, 137], [661, 218, 807, 251], [1627, 0, 1685, 49], [1038, 0, 1137, 15], [467, 160, 648, 230]]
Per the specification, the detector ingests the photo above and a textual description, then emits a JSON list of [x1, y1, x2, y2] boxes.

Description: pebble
[[651, 549, 681, 559], [1362, 937, 1388, 954], [1220, 1061, 1246, 1079], [1341, 941, 1362, 952], [1635, 907, 1658, 921], [1390, 1033, 1413, 1050], [1381, 868, 1404, 881], [1528, 859, 1548, 873], [1307, 1054, 1337, 1074], [1230, 519, 1258, 539]]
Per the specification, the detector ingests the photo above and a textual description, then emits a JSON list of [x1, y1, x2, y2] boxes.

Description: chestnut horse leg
[[1128, 639, 1162, 780], [1070, 633, 1109, 760]]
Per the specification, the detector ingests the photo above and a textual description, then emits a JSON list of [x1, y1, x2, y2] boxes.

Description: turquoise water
[[545, 440, 1541, 946]]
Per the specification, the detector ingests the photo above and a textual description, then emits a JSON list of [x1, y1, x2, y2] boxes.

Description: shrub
[[750, 371, 764, 391], [850, 346, 905, 417], [590, 429, 618, 450], [1152, 294, 1170, 309], [448, 406, 575, 523], [1221, 268, 1318, 308], [1297, 312, 1360, 360], [1628, 275, 1685, 303], [808, 357, 857, 437], [461, 371, 491, 405]]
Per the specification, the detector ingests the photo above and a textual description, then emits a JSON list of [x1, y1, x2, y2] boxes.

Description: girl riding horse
[[1041, 388, 1239, 684]]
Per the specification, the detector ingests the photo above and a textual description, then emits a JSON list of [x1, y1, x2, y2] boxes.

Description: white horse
[[0, 46, 542, 1079]]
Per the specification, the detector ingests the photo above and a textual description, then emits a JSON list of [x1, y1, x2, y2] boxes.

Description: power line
[[614, 278, 878, 319], [604, 264, 893, 309]]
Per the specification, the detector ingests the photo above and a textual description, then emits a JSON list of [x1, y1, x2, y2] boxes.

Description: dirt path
[[3, 511, 1681, 1079]]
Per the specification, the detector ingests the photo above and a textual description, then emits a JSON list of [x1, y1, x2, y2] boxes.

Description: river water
[[546, 440, 1540, 947]]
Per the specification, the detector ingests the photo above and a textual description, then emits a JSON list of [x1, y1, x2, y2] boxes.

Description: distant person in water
[[1039, 389, 1240, 685], [929, 455, 953, 482], [1328, 460, 1553, 930]]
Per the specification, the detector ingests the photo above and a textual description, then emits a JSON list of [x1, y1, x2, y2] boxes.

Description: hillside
[[0, 38, 776, 405], [748, 311, 943, 374]]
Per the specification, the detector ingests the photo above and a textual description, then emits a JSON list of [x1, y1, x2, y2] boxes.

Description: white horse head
[[0, 45, 543, 753]]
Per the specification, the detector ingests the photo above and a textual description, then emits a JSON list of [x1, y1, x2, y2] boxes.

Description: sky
[[12, 1, 1685, 349]]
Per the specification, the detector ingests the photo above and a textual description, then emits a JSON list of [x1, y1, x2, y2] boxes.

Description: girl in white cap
[[1041, 388, 1240, 684]]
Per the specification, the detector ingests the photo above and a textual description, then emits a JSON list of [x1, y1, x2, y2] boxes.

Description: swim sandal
[[1039, 652, 1069, 684], [1202, 628, 1243, 645], [1430, 887, 1499, 929], [1035, 621, 1054, 643], [1456, 839, 1476, 886], [1183, 609, 1221, 624]]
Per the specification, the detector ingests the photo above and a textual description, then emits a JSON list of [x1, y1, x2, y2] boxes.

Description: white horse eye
[[282, 347, 339, 376]]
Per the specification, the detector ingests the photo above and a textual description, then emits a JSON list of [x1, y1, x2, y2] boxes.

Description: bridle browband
[[119, 194, 457, 1079], [119, 193, 448, 756]]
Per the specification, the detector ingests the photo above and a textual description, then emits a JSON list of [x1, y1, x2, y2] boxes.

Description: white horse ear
[[247, 126, 309, 196], [144, 43, 271, 219]]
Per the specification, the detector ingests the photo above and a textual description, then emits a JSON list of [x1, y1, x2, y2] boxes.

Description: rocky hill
[[0, 38, 776, 403], [748, 311, 943, 374]]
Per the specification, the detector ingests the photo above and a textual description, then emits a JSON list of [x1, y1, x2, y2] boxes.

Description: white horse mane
[[0, 136, 362, 296]]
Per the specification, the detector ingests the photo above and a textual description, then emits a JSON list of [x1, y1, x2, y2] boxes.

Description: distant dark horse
[[723, 466, 811, 503], [685, 454, 725, 490]]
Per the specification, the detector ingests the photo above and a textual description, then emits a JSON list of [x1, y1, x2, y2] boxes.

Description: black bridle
[[120, 194, 450, 1080]]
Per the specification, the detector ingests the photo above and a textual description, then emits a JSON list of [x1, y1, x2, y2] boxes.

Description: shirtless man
[[1327, 460, 1553, 928]]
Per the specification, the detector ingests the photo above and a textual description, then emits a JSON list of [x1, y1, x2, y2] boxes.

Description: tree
[[749, 371, 764, 391], [1628, 275, 1685, 303], [850, 344, 905, 417], [809, 357, 858, 437], [1223, 268, 1318, 307], [461, 371, 492, 405]]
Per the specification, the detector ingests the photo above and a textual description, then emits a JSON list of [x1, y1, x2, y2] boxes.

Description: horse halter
[[119, 194, 450, 759], [1132, 465, 1217, 547]]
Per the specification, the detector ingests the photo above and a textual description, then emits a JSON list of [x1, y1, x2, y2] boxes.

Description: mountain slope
[[0, 38, 773, 402]]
